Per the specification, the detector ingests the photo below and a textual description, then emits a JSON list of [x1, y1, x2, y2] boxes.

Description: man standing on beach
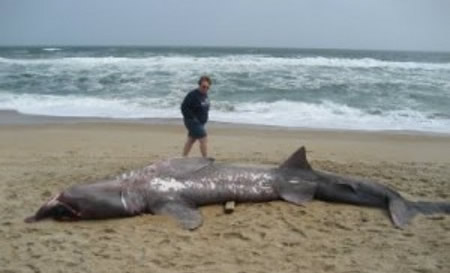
[[180, 77, 235, 212], [181, 76, 211, 157]]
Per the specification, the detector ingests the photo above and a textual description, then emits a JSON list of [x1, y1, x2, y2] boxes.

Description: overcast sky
[[1, 0, 449, 51]]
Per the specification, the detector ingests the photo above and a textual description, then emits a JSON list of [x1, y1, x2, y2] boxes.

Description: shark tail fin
[[411, 201, 450, 215], [389, 199, 450, 228]]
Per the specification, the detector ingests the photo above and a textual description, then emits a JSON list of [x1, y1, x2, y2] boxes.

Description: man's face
[[199, 81, 210, 94]]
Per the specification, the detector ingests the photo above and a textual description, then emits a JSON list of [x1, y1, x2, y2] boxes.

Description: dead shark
[[25, 147, 450, 229]]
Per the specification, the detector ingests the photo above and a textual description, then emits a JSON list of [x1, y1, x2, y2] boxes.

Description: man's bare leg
[[199, 136, 208, 157], [182, 137, 196, 157]]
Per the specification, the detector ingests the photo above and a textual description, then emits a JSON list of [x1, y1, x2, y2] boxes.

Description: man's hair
[[198, 75, 212, 86]]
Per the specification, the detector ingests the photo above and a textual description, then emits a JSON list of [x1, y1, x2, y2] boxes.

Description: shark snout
[[24, 193, 81, 223]]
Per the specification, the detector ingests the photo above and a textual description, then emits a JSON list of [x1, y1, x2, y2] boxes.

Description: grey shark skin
[[25, 147, 450, 230]]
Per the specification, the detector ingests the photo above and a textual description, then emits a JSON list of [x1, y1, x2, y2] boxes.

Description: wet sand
[[1, 117, 449, 273]]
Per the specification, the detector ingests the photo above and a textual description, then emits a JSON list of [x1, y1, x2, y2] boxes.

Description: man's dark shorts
[[184, 119, 207, 139]]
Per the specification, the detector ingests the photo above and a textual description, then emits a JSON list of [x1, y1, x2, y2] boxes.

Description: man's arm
[[181, 92, 197, 120]]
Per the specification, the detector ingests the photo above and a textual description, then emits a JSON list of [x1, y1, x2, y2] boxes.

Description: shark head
[[24, 193, 80, 223]]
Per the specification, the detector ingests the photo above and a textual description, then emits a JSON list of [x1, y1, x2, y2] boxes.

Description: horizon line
[[0, 44, 449, 54]]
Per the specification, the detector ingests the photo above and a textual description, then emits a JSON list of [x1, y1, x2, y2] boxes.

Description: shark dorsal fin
[[279, 146, 312, 170]]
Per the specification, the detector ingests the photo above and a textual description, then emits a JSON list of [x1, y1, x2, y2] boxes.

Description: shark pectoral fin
[[279, 180, 317, 206], [389, 198, 417, 229], [154, 201, 203, 230]]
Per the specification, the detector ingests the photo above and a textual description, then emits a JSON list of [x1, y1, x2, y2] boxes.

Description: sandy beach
[[1, 114, 449, 273]]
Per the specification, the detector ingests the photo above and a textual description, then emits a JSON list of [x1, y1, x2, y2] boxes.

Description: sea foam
[[0, 92, 448, 133]]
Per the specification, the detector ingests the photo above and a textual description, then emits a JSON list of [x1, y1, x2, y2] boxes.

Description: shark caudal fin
[[411, 201, 450, 215], [279, 146, 312, 170], [389, 199, 450, 228]]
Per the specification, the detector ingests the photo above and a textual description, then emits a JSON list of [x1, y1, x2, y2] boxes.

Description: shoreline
[[1, 109, 449, 137]]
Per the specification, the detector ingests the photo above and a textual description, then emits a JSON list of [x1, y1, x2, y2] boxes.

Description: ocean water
[[0, 46, 449, 133]]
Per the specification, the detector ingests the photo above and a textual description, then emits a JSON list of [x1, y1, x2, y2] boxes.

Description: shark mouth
[[53, 199, 82, 220], [25, 194, 82, 222]]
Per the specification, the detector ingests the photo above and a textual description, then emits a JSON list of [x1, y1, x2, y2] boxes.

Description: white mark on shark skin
[[250, 173, 262, 181], [116, 168, 148, 184], [258, 180, 272, 188], [206, 171, 274, 195], [289, 179, 299, 184], [120, 191, 128, 210], [185, 180, 210, 190], [245, 172, 273, 182], [150, 177, 186, 192]]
